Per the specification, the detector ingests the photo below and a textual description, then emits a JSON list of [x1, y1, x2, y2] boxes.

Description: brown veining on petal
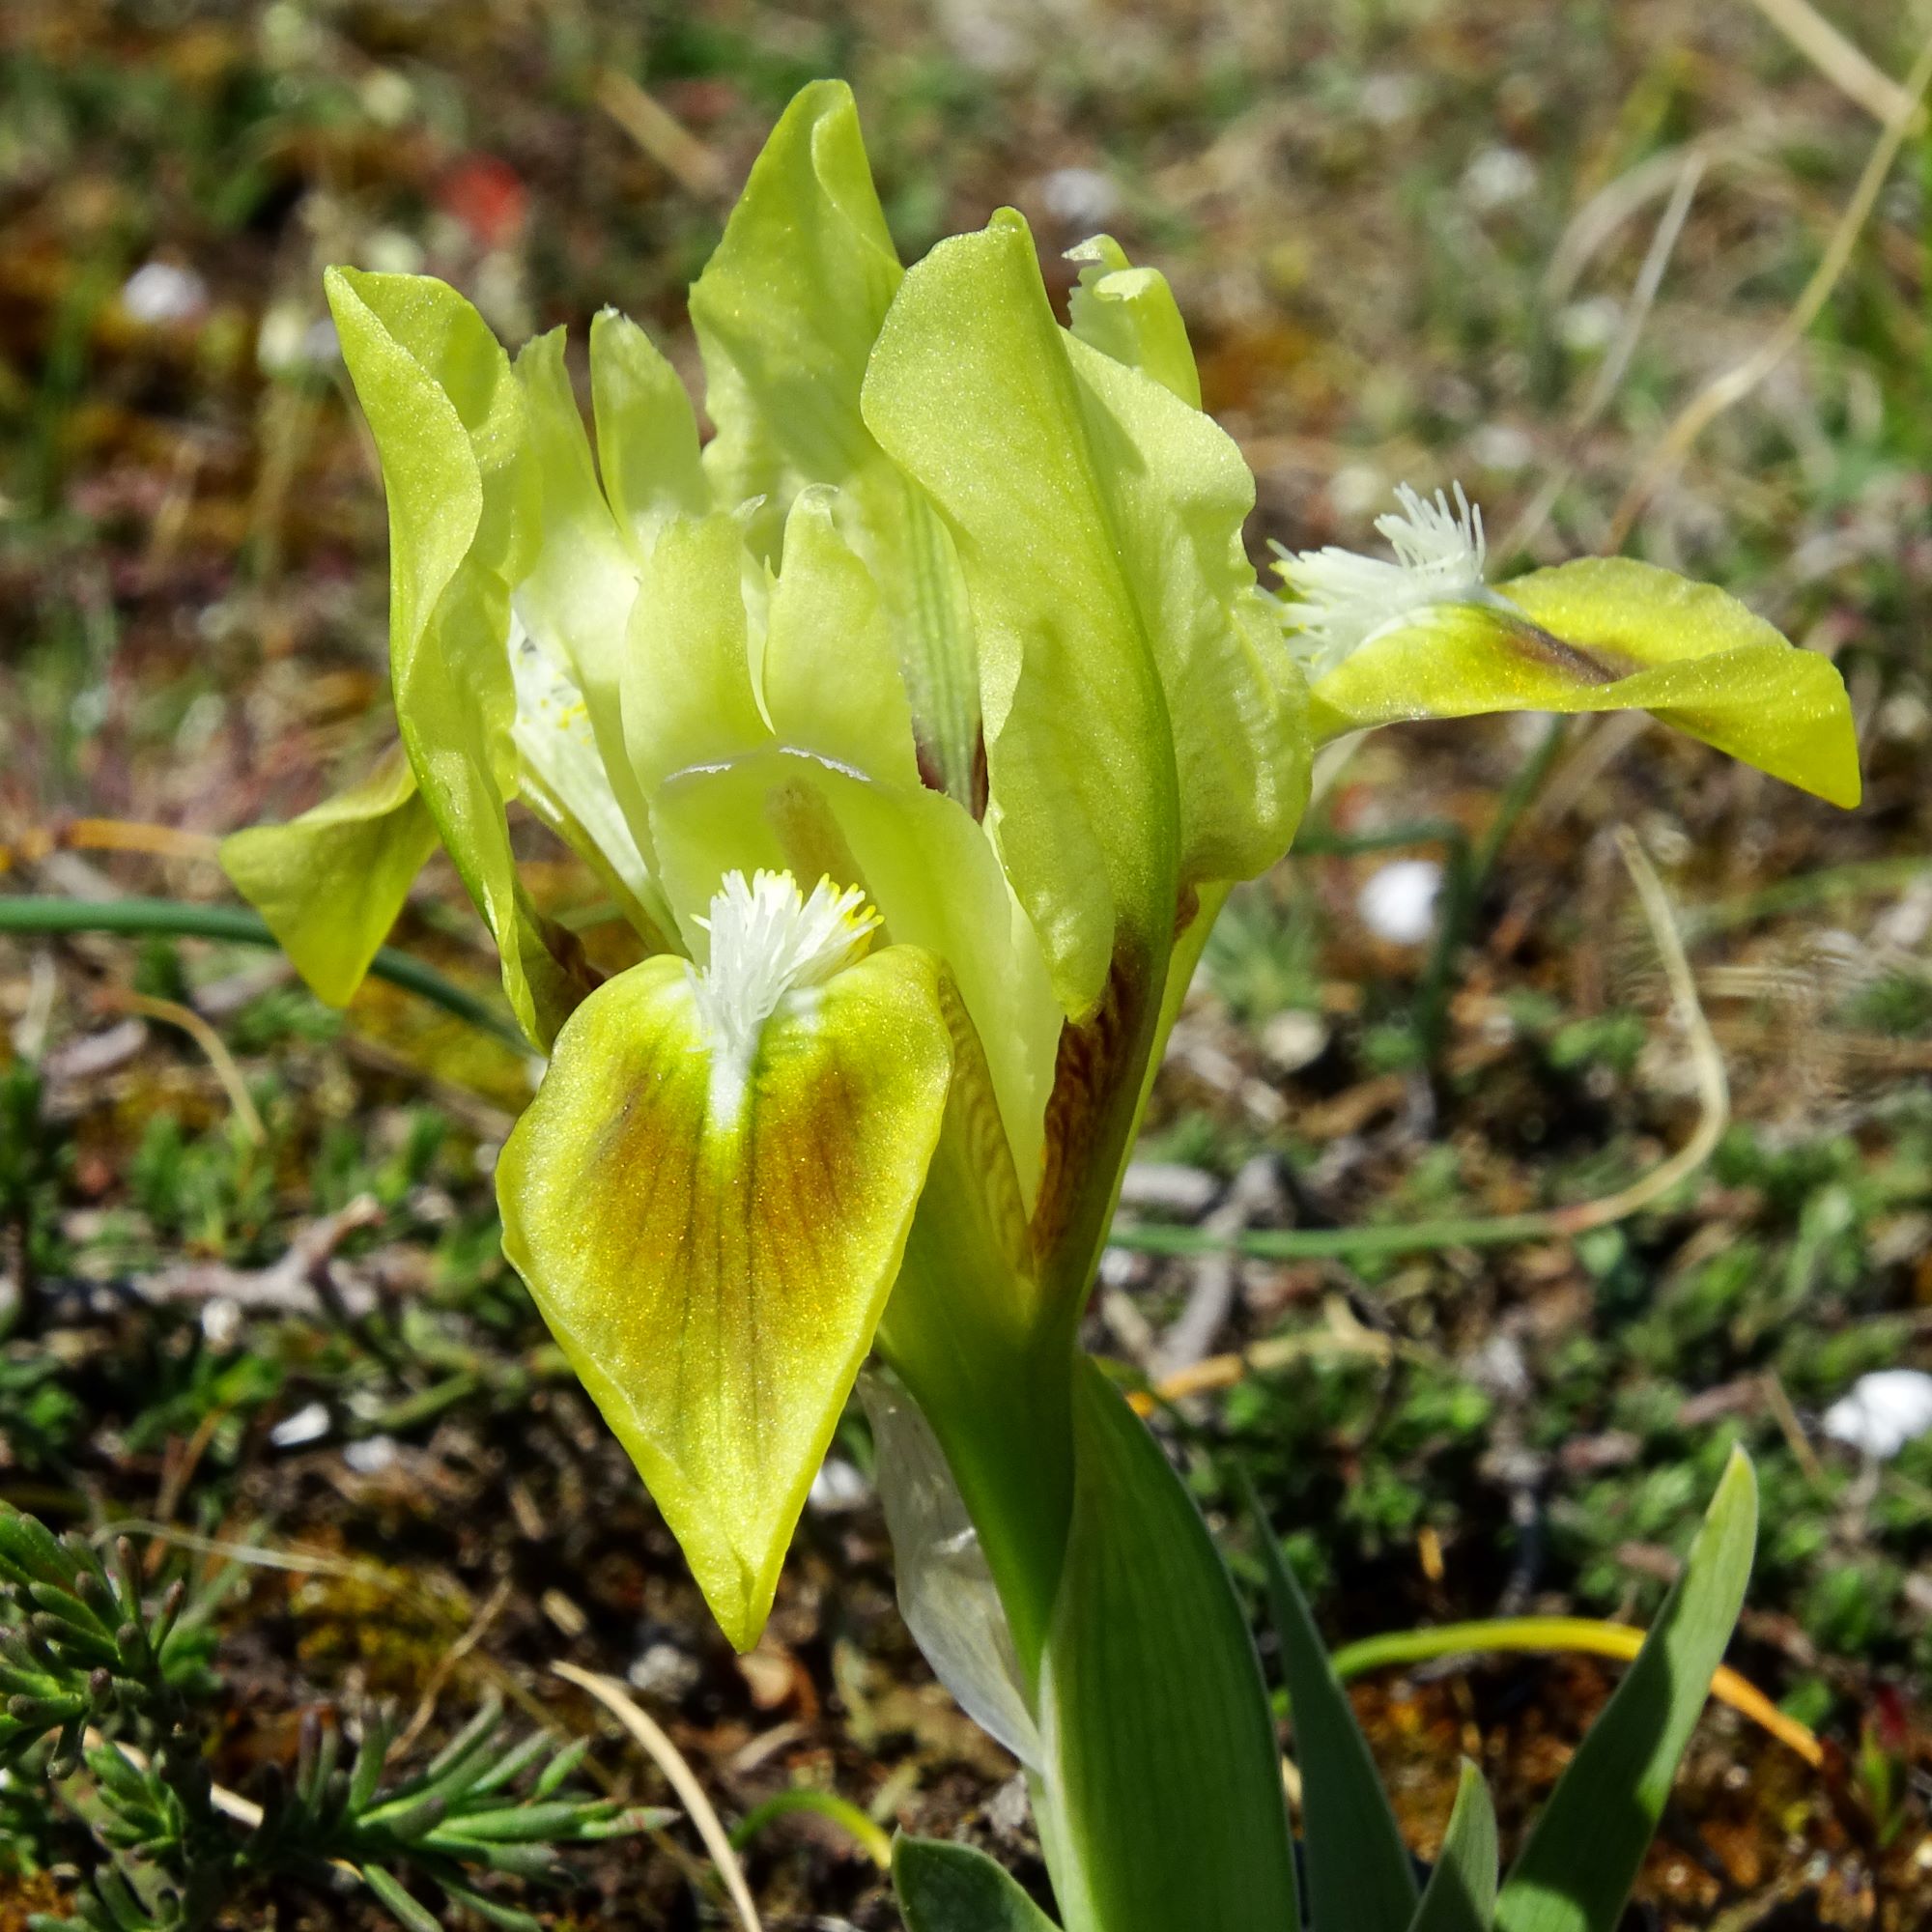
[[763, 775, 867, 901], [1029, 948, 1150, 1267], [535, 905, 606, 1005], [914, 735, 949, 797], [1494, 609, 1644, 684]]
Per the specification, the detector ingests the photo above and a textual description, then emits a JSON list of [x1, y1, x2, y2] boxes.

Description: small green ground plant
[[0, 1505, 660, 1930]]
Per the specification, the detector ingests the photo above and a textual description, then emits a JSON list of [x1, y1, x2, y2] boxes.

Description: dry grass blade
[[1609, 22, 1932, 547], [100, 987, 266, 1144], [1560, 827, 1728, 1236], [595, 69, 728, 200], [0, 816, 222, 872], [1504, 150, 1707, 556], [84, 1730, 274, 1832], [1742, 0, 1921, 128], [553, 1661, 764, 1932]]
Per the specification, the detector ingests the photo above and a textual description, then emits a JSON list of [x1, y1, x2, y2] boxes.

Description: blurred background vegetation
[[3, 1, 1932, 1926]]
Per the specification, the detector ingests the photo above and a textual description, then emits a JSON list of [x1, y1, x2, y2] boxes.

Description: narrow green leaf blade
[[1242, 1471, 1417, 1932], [1495, 1448, 1758, 1932], [1409, 1762, 1497, 1932], [895, 1835, 1062, 1932], [357, 1864, 443, 1932], [1037, 1362, 1299, 1932]]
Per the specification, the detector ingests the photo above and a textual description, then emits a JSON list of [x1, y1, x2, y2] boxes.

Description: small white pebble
[[1558, 295, 1622, 353], [1327, 461, 1389, 522], [1470, 423, 1534, 473], [627, 1640, 701, 1701], [1119, 1162, 1219, 1215], [808, 1456, 872, 1515], [1465, 1333, 1530, 1401], [1823, 1370, 1932, 1461], [1358, 858, 1444, 946], [341, 1435, 398, 1475], [1262, 1009, 1328, 1074], [1463, 146, 1537, 213], [359, 69, 415, 128], [1040, 166, 1120, 229], [199, 1296, 242, 1352], [269, 1401, 331, 1449], [362, 228, 425, 277], [121, 260, 209, 327], [258, 307, 341, 375], [1879, 692, 1931, 744], [1359, 73, 1417, 127], [300, 317, 340, 364]]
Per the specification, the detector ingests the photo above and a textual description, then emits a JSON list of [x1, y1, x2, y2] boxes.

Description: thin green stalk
[[729, 1787, 894, 1869], [1105, 1210, 1562, 1264], [1680, 855, 1932, 941], [0, 896, 528, 1053], [1413, 716, 1567, 1062]]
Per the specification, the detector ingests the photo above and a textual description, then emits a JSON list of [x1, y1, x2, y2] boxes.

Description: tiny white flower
[[690, 869, 880, 1117], [1272, 482, 1500, 676]]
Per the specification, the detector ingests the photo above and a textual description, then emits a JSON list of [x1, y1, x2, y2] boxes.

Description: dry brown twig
[[94, 987, 266, 1144], [139, 1194, 384, 1317], [595, 70, 729, 202]]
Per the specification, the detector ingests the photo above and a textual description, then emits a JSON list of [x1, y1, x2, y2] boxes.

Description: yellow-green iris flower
[[223, 79, 1858, 1665]]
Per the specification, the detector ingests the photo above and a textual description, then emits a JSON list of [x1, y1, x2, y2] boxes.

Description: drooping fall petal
[[497, 876, 955, 1648], [1284, 510, 1860, 809]]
